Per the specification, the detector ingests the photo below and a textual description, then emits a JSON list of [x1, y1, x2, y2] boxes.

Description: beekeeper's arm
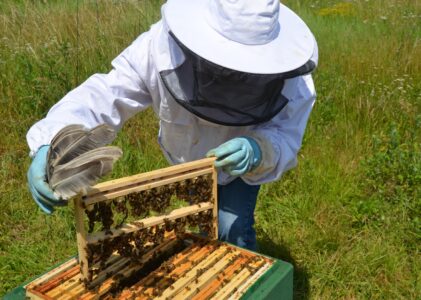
[[26, 31, 154, 213], [243, 74, 316, 184], [206, 74, 316, 184], [26, 32, 154, 157]]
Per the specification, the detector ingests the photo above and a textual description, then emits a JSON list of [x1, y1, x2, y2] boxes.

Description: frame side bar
[[211, 162, 218, 240], [74, 196, 89, 283]]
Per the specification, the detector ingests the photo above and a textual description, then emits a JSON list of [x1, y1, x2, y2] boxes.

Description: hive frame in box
[[74, 157, 218, 284]]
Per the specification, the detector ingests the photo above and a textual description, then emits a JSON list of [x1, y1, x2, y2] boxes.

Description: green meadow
[[0, 0, 419, 298]]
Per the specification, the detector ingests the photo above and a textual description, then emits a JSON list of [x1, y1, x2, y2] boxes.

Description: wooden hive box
[[4, 158, 293, 300]]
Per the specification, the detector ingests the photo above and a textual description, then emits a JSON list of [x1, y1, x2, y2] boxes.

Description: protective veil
[[160, 32, 316, 126]]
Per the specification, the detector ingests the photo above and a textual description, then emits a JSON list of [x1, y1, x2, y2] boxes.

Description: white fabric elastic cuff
[[241, 132, 278, 184]]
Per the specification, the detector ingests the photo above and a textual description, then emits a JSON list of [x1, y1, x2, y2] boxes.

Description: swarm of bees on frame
[[84, 174, 214, 279]]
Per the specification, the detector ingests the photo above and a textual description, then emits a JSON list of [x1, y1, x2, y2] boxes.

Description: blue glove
[[27, 145, 66, 214], [206, 137, 262, 176]]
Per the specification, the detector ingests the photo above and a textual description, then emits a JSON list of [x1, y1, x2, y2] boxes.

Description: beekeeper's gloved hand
[[27, 145, 65, 214], [206, 137, 262, 176]]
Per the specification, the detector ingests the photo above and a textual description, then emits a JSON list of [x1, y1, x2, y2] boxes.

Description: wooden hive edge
[[25, 263, 77, 299], [25, 258, 78, 292]]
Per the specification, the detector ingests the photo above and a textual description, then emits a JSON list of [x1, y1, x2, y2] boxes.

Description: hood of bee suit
[[157, 0, 318, 126]]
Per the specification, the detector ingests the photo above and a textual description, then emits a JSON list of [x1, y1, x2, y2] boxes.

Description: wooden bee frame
[[74, 157, 218, 285]]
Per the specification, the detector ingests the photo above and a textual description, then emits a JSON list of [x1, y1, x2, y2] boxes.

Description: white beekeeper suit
[[27, 0, 318, 187], [27, 0, 318, 249]]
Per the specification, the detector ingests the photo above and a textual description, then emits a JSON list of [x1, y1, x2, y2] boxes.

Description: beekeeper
[[27, 0, 318, 250]]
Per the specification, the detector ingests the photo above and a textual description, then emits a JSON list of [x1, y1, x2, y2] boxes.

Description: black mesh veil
[[159, 32, 316, 126]]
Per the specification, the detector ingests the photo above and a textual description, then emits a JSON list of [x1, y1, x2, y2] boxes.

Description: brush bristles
[[47, 124, 122, 199]]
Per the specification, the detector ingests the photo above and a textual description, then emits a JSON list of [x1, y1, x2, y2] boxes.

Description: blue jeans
[[218, 178, 260, 251]]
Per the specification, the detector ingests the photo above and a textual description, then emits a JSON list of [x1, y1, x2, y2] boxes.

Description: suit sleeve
[[26, 32, 154, 156], [242, 74, 316, 184]]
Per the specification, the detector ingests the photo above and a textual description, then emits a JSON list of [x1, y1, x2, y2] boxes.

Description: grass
[[0, 0, 420, 298]]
